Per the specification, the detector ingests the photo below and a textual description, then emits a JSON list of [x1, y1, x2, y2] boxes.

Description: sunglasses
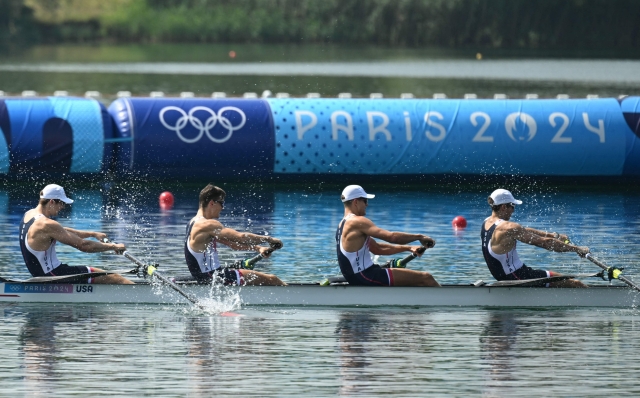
[[358, 198, 368, 205], [214, 200, 225, 208], [505, 203, 516, 209]]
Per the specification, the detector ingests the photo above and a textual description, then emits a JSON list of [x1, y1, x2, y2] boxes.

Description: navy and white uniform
[[184, 217, 243, 285], [19, 213, 93, 279], [336, 215, 393, 286], [481, 218, 549, 281]]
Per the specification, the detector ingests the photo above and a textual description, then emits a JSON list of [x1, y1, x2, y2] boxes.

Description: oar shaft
[[150, 270, 200, 304], [230, 248, 275, 269], [123, 251, 145, 269], [586, 254, 640, 293], [123, 251, 203, 307], [398, 246, 427, 267]]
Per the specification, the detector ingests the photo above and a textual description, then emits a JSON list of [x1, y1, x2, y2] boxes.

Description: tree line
[[1, 0, 638, 52]]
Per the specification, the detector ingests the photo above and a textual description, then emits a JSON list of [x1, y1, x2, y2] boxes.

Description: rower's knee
[[422, 272, 440, 287], [267, 274, 287, 286]]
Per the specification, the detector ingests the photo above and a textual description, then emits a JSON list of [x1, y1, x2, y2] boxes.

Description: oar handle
[[230, 248, 275, 270], [384, 246, 427, 269], [585, 253, 640, 293]]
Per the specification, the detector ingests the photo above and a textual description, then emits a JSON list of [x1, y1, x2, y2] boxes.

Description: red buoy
[[159, 191, 174, 210], [452, 216, 467, 229], [229, 50, 236, 59]]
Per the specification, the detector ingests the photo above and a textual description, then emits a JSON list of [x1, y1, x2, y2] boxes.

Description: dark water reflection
[[2, 303, 640, 396], [0, 183, 639, 394]]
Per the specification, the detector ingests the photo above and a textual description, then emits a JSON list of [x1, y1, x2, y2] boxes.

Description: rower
[[19, 184, 133, 284], [336, 185, 439, 287], [184, 183, 286, 286], [481, 188, 589, 288]]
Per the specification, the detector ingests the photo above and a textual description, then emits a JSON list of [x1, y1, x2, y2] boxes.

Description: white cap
[[40, 184, 74, 204], [489, 189, 522, 206], [341, 185, 375, 202]]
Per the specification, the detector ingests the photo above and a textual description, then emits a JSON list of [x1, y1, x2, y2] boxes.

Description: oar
[[122, 251, 206, 308], [382, 246, 427, 269], [229, 248, 275, 270], [585, 253, 640, 293]]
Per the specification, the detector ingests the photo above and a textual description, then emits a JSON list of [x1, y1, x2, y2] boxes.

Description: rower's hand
[[556, 233, 569, 242], [95, 232, 109, 242], [576, 246, 590, 258], [268, 238, 283, 250], [409, 246, 426, 257], [113, 243, 126, 255], [419, 236, 436, 249], [258, 246, 274, 258]]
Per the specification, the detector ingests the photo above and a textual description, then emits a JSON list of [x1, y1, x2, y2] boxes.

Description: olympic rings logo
[[159, 106, 247, 144]]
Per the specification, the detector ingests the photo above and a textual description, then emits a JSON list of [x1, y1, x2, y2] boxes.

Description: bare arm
[[47, 221, 124, 254], [513, 225, 587, 255], [64, 227, 108, 241], [356, 217, 435, 248], [217, 228, 283, 251], [369, 238, 423, 256], [525, 227, 569, 242]]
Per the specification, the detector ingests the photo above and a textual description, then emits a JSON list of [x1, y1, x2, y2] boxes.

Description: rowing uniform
[[19, 213, 94, 280], [481, 218, 550, 281], [336, 215, 394, 286], [184, 217, 243, 285]]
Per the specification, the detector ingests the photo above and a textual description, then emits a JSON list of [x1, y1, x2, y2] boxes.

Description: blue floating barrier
[[108, 98, 275, 178], [268, 97, 640, 176], [0, 97, 111, 174]]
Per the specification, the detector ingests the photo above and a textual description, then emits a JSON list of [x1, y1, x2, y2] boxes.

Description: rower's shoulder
[[344, 214, 372, 227], [192, 217, 224, 230], [495, 219, 522, 233], [22, 209, 39, 223]]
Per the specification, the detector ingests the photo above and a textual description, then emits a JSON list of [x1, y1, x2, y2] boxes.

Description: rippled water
[[1, 183, 640, 395], [1, 304, 640, 396], [1, 183, 639, 284], [2, 59, 639, 84], [0, 43, 637, 99]]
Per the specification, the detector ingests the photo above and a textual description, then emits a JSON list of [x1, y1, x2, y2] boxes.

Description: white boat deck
[[1, 282, 638, 308]]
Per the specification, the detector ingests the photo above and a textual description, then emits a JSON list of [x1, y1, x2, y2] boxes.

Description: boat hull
[[0, 282, 638, 307]]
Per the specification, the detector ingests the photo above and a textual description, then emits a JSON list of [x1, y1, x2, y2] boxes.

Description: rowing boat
[[0, 280, 638, 307], [2, 250, 636, 308]]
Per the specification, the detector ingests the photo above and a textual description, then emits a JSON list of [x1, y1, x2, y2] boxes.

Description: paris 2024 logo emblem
[[159, 106, 247, 144]]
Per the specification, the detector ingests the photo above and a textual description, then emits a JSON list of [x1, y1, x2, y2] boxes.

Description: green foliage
[[0, 0, 39, 47], [2, 0, 639, 50]]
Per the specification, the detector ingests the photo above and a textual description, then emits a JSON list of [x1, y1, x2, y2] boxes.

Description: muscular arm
[[216, 228, 283, 251], [46, 221, 122, 253], [356, 217, 435, 248], [368, 238, 420, 256], [512, 225, 587, 254], [64, 227, 107, 241]]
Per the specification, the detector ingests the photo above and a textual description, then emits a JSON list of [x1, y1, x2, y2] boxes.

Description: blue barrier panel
[[620, 96, 640, 175], [0, 101, 8, 174], [0, 98, 109, 174], [268, 97, 640, 176], [108, 98, 274, 178]]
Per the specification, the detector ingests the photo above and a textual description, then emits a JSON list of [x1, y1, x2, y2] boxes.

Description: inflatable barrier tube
[[0, 97, 111, 175], [105, 96, 640, 178], [108, 98, 275, 178], [268, 97, 640, 176]]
